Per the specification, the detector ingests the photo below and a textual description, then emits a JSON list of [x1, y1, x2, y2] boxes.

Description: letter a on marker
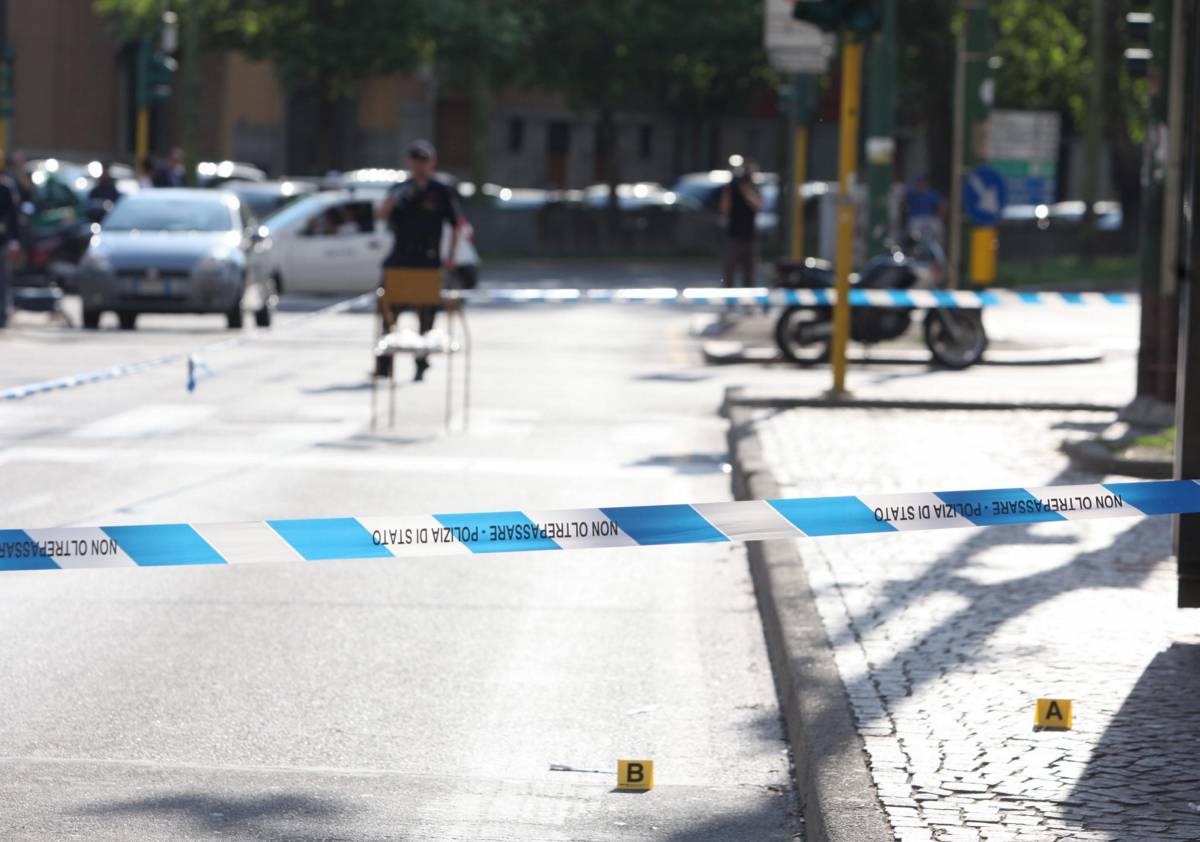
[[1034, 698, 1073, 730]]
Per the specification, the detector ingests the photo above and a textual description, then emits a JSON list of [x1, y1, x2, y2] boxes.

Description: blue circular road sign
[[964, 165, 1008, 226]]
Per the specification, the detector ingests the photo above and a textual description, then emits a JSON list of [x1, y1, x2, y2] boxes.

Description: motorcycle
[[773, 238, 988, 370]]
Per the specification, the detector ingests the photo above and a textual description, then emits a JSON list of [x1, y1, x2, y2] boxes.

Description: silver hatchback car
[[76, 189, 276, 330]]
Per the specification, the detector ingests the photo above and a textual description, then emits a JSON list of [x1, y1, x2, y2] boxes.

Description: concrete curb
[[727, 405, 893, 842], [702, 340, 1105, 368], [726, 386, 1121, 414], [1061, 438, 1172, 479]]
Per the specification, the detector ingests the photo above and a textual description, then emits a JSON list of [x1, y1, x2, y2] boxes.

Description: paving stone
[[757, 407, 1199, 839]]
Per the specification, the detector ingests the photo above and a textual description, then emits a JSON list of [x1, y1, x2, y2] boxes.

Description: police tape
[[454, 287, 1133, 309], [0, 293, 371, 402], [2, 479, 1195, 572]]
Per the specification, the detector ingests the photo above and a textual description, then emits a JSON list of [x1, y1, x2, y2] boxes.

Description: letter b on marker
[[617, 759, 654, 791]]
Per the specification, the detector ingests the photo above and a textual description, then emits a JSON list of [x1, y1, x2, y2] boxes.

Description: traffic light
[[136, 37, 176, 107], [792, 0, 881, 37]]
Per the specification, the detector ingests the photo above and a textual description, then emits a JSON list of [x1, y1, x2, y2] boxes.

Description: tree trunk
[[599, 106, 620, 247], [469, 58, 491, 189]]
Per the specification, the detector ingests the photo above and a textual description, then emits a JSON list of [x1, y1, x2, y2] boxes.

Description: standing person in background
[[137, 156, 156, 189], [153, 148, 184, 187], [904, 174, 944, 245], [719, 156, 762, 287], [87, 163, 122, 221], [0, 171, 23, 328], [375, 140, 460, 381], [5, 149, 33, 205]]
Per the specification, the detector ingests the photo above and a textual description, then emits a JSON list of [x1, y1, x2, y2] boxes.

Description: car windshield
[[261, 195, 329, 230], [103, 197, 233, 232]]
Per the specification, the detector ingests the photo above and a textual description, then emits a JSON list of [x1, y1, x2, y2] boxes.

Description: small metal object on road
[[617, 760, 654, 791], [1034, 699, 1073, 730], [549, 764, 612, 775]]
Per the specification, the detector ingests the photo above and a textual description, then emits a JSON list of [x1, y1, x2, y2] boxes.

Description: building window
[[508, 118, 524, 155], [639, 123, 653, 161]]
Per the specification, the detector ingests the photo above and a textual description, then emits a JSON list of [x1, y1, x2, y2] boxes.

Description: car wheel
[[82, 308, 102, 330], [117, 311, 138, 331], [255, 277, 277, 328]]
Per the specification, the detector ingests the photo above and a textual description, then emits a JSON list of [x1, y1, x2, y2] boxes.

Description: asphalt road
[[0, 293, 801, 841], [0, 273, 1139, 840]]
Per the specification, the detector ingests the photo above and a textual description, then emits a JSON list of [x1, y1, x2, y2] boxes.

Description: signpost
[[963, 165, 1007, 226], [764, 1, 833, 261], [988, 110, 1060, 206]]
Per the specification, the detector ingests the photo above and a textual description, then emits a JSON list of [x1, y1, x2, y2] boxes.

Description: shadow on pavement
[[824, 467, 1169, 711], [658, 797, 801, 842], [76, 791, 361, 841], [302, 380, 374, 394], [1064, 642, 1200, 838]]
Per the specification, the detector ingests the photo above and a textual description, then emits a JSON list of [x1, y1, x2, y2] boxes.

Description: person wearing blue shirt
[[904, 174, 944, 244]]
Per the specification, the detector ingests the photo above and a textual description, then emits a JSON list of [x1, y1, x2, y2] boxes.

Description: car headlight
[[80, 252, 112, 273]]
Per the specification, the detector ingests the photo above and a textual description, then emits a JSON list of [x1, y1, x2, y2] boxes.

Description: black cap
[[407, 140, 435, 161]]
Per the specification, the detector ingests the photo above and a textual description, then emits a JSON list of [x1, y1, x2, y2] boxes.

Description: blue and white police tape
[[2, 479, 1196, 572], [453, 287, 1133, 309], [0, 293, 371, 402]]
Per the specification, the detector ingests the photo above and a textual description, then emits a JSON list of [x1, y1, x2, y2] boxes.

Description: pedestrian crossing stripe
[[1, 479, 1197, 572]]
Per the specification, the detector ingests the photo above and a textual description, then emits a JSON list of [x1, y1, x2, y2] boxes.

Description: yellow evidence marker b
[[617, 759, 654, 791], [1034, 698, 1072, 730]]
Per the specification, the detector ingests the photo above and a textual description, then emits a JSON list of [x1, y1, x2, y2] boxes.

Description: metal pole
[[1174, 0, 1199, 608], [1136, 0, 1175, 402], [947, 18, 966, 288], [790, 74, 811, 260], [831, 36, 862, 395], [181, 4, 200, 186], [0, 0, 8, 160], [1080, 0, 1104, 263], [865, 0, 896, 254], [949, 1, 992, 287], [136, 37, 151, 163]]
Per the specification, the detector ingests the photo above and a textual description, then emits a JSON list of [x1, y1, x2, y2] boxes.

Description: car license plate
[[132, 274, 166, 296]]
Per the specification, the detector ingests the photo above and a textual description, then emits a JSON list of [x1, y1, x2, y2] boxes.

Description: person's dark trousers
[[376, 303, 440, 380], [722, 237, 756, 287], [0, 254, 10, 328]]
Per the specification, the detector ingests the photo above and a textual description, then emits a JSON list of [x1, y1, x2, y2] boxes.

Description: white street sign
[[764, 0, 834, 74]]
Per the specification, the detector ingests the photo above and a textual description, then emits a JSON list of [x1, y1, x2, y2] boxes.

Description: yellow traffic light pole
[[136, 107, 149, 164], [791, 125, 808, 260], [831, 36, 862, 395]]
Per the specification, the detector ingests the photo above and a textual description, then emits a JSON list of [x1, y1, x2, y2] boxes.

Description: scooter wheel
[[774, 306, 832, 366], [924, 309, 987, 369]]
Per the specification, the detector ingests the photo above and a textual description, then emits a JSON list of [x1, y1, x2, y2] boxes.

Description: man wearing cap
[[376, 140, 461, 381]]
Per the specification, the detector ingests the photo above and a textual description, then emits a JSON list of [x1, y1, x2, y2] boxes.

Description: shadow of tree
[[821, 466, 1169, 725], [1064, 642, 1200, 837], [76, 791, 365, 842]]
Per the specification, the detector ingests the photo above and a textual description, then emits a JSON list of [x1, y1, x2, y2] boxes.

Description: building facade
[[9, 1, 782, 185]]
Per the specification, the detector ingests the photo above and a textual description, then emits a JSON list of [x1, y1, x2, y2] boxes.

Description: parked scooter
[[773, 238, 988, 369]]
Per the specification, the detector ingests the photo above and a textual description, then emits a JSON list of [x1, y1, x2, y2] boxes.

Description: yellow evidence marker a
[[617, 759, 654, 791], [1034, 699, 1073, 730]]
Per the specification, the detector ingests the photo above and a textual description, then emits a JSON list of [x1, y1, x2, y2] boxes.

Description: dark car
[[76, 189, 275, 330]]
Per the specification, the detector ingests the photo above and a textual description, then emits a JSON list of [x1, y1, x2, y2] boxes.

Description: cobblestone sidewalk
[[756, 407, 1200, 841]]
